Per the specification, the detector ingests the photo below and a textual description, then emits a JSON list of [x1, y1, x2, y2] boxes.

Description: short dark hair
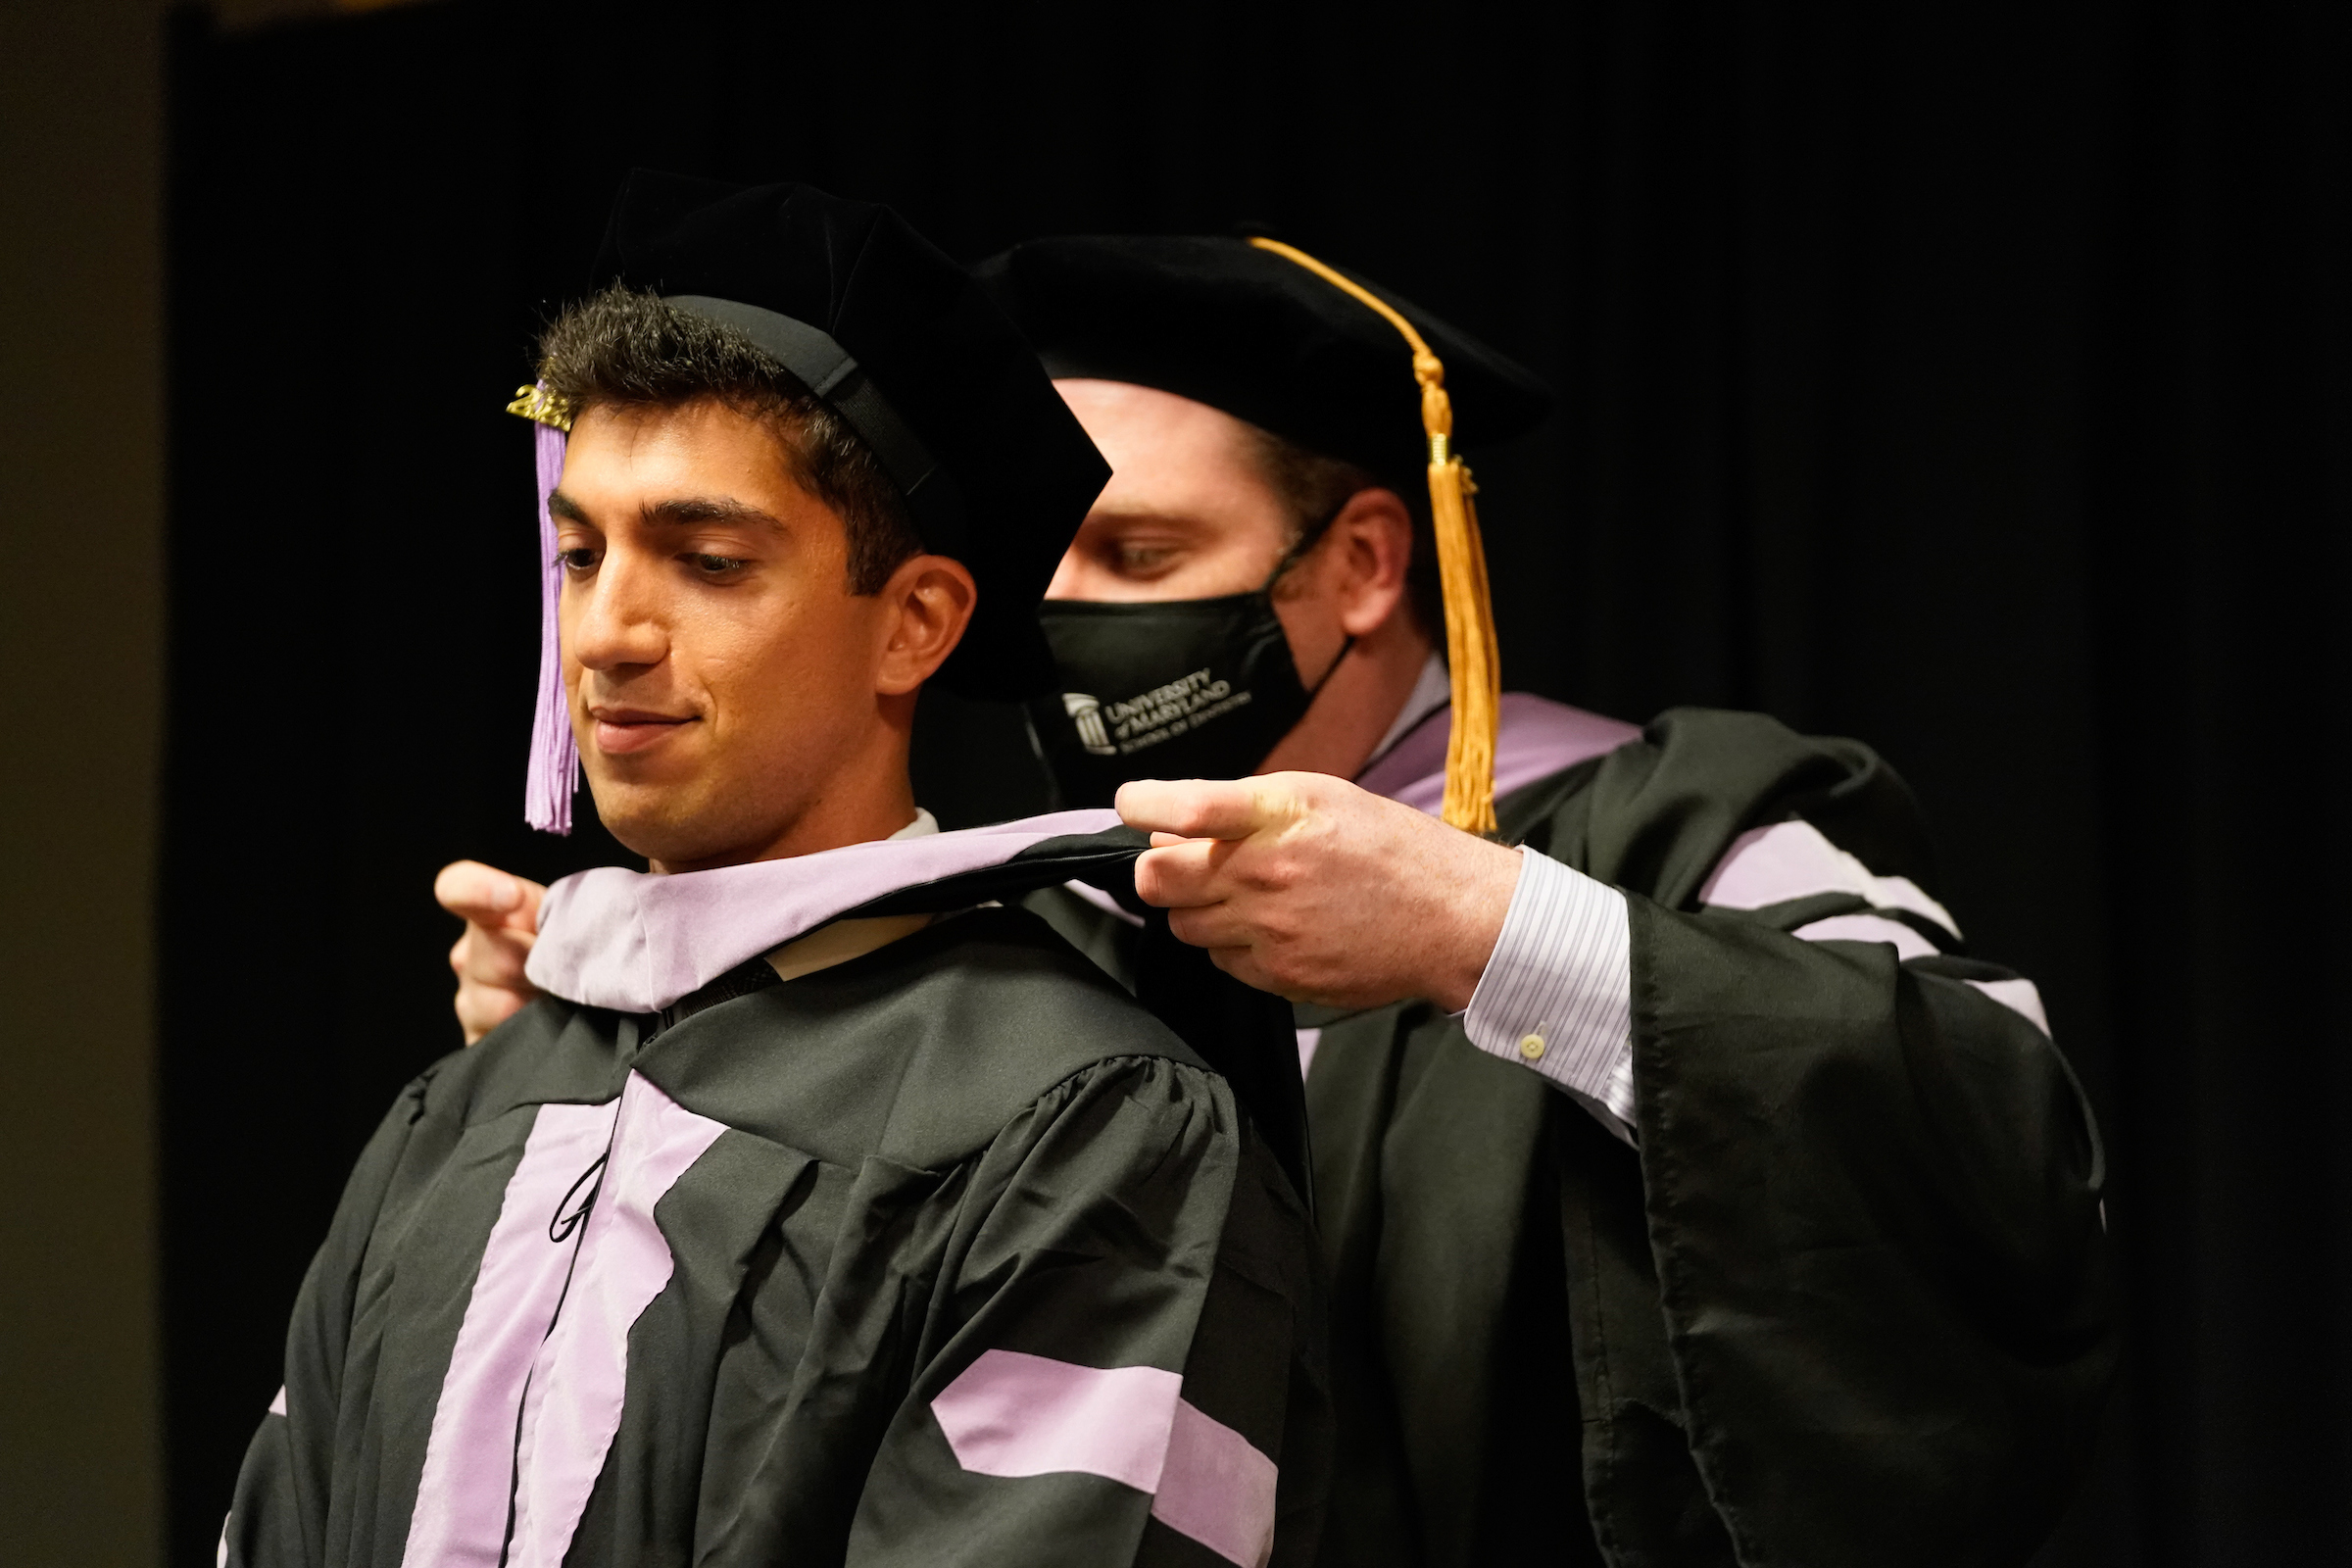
[[1244, 427, 1442, 637], [535, 285, 923, 594]]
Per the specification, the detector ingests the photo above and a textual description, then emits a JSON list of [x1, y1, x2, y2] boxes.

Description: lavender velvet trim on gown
[[1354, 692, 1642, 816]]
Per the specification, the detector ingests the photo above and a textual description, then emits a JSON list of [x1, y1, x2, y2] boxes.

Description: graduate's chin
[[585, 779, 705, 861], [584, 777, 773, 871]]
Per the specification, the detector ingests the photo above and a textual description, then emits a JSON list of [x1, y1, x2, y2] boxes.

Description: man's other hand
[[1118, 772, 1525, 1011], [436, 860, 547, 1044]]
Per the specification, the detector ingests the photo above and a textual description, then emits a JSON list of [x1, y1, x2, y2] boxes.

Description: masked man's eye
[[1113, 542, 1182, 575], [557, 547, 600, 572], [688, 553, 751, 577]]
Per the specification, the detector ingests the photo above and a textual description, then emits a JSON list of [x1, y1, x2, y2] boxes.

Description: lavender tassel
[[523, 416, 577, 834]]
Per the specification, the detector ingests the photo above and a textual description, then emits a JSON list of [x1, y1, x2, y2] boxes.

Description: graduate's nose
[[565, 550, 669, 674]]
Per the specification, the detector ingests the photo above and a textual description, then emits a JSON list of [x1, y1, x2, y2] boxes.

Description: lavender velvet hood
[[527, 808, 1125, 1014]]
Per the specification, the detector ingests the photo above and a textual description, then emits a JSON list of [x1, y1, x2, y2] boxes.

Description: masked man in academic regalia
[[220, 177, 1335, 1568], [438, 235, 2118, 1566]]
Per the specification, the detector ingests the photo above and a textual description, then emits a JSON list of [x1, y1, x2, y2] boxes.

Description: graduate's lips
[[589, 705, 698, 755]]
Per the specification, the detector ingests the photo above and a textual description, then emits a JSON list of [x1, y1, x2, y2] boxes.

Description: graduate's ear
[[1322, 486, 1414, 638], [873, 554, 978, 697]]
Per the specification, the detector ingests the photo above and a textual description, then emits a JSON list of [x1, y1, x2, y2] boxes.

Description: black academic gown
[[1031, 706, 2117, 1568], [221, 833, 1329, 1568]]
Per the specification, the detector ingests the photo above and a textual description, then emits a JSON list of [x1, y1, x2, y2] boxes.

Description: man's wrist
[[1423, 833, 1529, 1012]]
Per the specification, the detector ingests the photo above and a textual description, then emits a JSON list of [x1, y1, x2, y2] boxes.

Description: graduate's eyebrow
[[641, 496, 786, 532], [543, 490, 785, 533]]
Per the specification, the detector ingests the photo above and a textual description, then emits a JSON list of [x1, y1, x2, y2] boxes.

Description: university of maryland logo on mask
[[1063, 669, 1249, 761], [1029, 592, 1348, 808], [1060, 694, 1119, 757]]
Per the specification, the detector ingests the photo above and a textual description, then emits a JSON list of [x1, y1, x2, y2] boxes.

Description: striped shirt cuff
[[1462, 848, 1637, 1141]]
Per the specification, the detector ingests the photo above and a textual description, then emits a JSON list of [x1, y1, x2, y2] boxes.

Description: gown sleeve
[[1622, 898, 2113, 1566], [218, 1069, 443, 1568], [1554, 711, 2117, 1566], [846, 1054, 1326, 1568], [1462, 819, 2070, 1141]]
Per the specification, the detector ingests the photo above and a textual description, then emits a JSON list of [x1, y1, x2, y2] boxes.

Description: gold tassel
[[1247, 237, 1500, 834]]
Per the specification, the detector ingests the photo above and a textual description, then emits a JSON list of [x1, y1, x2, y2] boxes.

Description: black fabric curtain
[[160, 2, 2349, 1562]]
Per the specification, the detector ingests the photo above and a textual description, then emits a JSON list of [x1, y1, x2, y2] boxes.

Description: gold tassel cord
[[1246, 236, 1500, 834]]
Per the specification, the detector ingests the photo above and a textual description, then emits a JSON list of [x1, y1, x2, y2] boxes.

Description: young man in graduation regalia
[[220, 176, 1332, 1568], [441, 236, 2118, 1565]]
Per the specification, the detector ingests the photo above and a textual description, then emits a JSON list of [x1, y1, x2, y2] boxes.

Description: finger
[[1133, 839, 1234, 908], [505, 872, 546, 930], [435, 860, 547, 933], [436, 859, 519, 919], [460, 922, 535, 989], [1116, 777, 1283, 841]]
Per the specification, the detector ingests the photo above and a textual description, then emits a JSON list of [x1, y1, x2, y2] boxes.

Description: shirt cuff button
[[1518, 1033, 1546, 1061]]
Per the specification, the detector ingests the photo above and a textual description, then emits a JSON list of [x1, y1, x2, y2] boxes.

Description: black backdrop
[[160, 2, 2349, 1562]]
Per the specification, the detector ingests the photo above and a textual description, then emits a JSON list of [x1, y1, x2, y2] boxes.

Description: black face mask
[[1028, 583, 1351, 808]]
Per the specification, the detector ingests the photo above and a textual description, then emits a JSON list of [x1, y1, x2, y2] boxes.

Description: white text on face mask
[[1101, 668, 1247, 751]]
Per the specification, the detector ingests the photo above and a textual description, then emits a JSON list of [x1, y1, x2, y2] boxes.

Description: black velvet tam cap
[[590, 172, 1111, 699], [970, 235, 1556, 490]]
